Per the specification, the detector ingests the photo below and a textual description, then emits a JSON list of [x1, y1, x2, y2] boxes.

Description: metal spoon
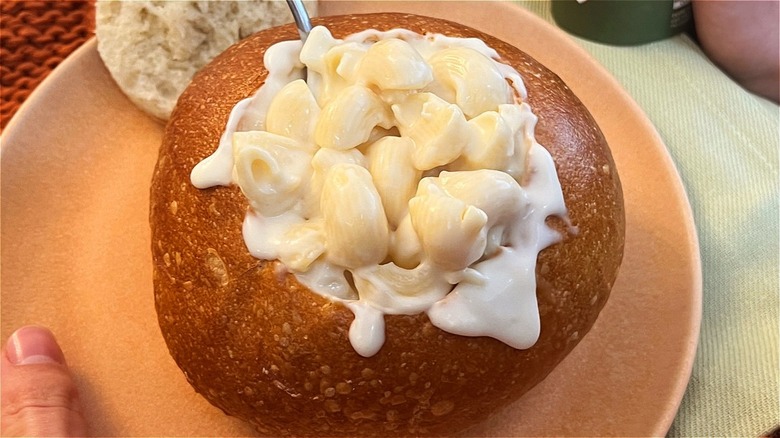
[[286, 0, 313, 43]]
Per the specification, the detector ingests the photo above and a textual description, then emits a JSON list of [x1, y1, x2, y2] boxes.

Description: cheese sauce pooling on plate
[[191, 26, 567, 357]]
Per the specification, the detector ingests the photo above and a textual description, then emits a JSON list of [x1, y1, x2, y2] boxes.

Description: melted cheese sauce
[[191, 26, 567, 357]]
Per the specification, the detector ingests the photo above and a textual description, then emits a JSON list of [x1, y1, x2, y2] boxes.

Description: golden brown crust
[[150, 13, 625, 436]]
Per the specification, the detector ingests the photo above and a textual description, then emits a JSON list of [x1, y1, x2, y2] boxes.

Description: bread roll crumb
[[95, 0, 318, 120]]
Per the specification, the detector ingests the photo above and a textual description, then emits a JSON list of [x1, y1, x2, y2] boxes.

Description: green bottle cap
[[552, 0, 694, 46]]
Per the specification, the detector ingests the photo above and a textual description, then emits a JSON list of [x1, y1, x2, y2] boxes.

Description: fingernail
[[5, 326, 66, 365]]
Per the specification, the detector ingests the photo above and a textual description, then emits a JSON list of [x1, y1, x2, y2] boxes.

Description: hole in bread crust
[[206, 248, 230, 286]]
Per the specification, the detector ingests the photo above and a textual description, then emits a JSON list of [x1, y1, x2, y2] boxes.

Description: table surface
[[1, 1, 778, 436]]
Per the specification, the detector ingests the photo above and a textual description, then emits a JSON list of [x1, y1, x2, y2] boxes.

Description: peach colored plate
[[0, 2, 701, 436]]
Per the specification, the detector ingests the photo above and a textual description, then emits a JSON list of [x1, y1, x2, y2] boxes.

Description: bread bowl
[[150, 12, 625, 436]]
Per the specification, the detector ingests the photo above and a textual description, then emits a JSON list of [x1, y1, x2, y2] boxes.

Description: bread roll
[[150, 13, 625, 436], [95, 0, 318, 120]]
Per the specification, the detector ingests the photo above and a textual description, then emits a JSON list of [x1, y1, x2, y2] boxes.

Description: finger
[[1, 326, 88, 437]]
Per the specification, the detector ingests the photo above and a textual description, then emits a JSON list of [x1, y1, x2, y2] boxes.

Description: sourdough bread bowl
[[150, 12, 625, 436]]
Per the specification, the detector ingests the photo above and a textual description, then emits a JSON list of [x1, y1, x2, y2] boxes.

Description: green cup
[[552, 0, 694, 46]]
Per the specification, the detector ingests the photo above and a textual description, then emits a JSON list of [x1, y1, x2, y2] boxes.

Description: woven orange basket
[[1, 1, 95, 130]]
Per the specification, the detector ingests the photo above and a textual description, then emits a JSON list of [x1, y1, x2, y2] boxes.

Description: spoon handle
[[286, 0, 313, 43]]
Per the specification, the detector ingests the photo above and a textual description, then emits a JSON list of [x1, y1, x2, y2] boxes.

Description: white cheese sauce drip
[[427, 144, 566, 348], [191, 40, 304, 187], [191, 26, 568, 357]]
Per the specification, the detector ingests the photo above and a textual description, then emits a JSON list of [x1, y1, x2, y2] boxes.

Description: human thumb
[[1, 326, 87, 436]]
